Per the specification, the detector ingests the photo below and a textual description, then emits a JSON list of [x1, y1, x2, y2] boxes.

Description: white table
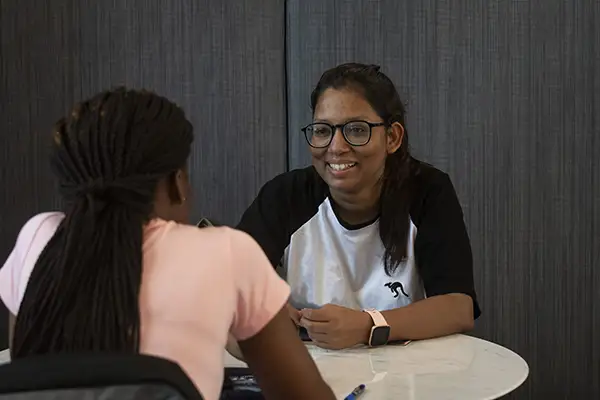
[[1, 334, 529, 399], [225, 334, 529, 400]]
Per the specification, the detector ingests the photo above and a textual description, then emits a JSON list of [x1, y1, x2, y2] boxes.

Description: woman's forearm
[[381, 293, 474, 341]]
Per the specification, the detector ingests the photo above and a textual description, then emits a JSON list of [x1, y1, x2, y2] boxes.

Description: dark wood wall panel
[[0, 0, 287, 347], [286, 1, 599, 398]]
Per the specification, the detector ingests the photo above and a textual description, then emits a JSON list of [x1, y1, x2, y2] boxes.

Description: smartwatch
[[363, 308, 391, 347]]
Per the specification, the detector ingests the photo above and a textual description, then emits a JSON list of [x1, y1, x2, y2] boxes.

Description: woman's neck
[[329, 185, 381, 226]]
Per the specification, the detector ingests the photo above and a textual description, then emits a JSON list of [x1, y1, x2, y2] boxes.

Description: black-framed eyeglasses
[[301, 120, 385, 148]]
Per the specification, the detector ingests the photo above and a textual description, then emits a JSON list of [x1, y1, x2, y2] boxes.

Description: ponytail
[[12, 88, 193, 357]]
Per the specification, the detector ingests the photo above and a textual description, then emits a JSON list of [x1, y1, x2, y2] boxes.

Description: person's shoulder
[[412, 161, 452, 190], [158, 222, 257, 253], [410, 161, 460, 224], [16, 212, 65, 249], [0, 212, 65, 314], [22, 212, 65, 229], [160, 224, 269, 271], [158, 221, 234, 248], [259, 166, 328, 204]]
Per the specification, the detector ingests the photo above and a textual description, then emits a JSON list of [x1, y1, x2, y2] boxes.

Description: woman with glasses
[[237, 63, 481, 350]]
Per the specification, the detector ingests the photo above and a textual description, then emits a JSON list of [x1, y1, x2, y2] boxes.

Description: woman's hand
[[287, 303, 301, 325], [299, 304, 372, 349]]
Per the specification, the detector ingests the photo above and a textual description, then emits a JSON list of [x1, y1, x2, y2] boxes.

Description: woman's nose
[[327, 128, 350, 154]]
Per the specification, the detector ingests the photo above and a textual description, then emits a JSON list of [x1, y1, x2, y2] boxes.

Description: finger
[[290, 312, 300, 325], [308, 333, 330, 346], [307, 331, 329, 342], [299, 317, 331, 334], [300, 306, 332, 322], [287, 304, 301, 325]]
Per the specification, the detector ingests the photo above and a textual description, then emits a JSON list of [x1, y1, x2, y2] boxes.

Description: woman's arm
[[406, 171, 481, 336], [228, 229, 334, 398], [380, 172, 479, 341], [299, 294, 475, 349], [238, 306, 335, 399], [381, 293, 474, 341], [227, 303, 302, 362]]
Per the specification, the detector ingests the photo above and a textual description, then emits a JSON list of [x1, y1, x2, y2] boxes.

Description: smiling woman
[[237, 63, 480, 350]]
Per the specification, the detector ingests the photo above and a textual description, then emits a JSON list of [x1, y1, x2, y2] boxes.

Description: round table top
[[224, 334, 529, 400]]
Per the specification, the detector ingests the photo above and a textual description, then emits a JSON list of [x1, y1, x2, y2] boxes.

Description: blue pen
[[344, 384, 366, 400]]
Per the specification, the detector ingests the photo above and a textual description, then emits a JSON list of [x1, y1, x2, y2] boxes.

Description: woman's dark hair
[[12, 88, 193, 357], [310, 63, 420, 276]]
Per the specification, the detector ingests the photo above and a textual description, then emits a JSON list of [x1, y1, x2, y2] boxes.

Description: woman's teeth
[[328, 163, 356, 171]]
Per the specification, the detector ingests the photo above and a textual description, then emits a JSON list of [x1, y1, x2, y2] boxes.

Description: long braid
[[12, 88, 193, 357]]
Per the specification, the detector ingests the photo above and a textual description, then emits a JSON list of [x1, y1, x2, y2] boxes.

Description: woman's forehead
[[314, 88, 379, 122]]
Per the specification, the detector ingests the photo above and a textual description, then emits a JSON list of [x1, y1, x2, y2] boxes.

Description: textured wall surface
[[0, 0, 287, 346], [286, 0, 599, 398]]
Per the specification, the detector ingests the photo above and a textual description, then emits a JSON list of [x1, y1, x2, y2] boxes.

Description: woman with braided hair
[[0, 88, 335, 400]]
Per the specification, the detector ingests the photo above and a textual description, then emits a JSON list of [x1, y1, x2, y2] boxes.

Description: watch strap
[[363, 308, 389, 327]]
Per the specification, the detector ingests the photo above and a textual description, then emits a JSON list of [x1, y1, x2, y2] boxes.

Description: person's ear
[[168, 169, 189, 205], [386, 122, 404, 154], [175, 169, 189, 205]]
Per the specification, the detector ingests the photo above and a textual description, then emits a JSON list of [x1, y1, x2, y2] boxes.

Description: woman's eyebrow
[[313, 116, 373, 123]]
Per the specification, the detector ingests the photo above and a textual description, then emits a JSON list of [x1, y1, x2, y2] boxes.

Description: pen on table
[[344, 384, 366, 400]]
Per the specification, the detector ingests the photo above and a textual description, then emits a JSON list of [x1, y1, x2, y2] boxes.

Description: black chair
[[196, 217, 222, 228], [0, 353, 203, 399]]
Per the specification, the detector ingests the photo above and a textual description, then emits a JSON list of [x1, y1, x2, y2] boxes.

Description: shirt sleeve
[[228, 229, 291, 341], [0, 212, 64, 315], [0, 243, 20, 315], [413, 173, 481, 319], [236, 174, 295, 267]]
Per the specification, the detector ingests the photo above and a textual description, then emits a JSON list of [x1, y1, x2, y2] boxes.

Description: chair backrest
[[196, 217, 222, 228], [0, 352, 203, 400]]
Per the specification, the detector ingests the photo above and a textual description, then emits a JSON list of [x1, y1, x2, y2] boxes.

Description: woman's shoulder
[[150, 222, 260, 256], [259, 166, 328, 203], [0, 212, 65, 314], [412, 162, 452, 186], [15, 212, 65, 249], [410, 162, 462, 224], [150, 220, 232, 245]]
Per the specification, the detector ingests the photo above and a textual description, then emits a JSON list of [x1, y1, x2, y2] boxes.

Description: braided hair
[[310, 63, 421, 276], [11, 88, 193, 357]]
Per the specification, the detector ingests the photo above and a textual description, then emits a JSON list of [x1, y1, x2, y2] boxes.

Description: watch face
[[370, 326, 391, 346]]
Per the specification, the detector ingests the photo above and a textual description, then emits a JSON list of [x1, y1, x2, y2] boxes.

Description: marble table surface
[[225, 334, 529, 400], [0, 334, 529, 399]]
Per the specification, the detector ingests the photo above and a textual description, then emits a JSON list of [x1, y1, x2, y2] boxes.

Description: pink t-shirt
[[0, 212, 291, 400]]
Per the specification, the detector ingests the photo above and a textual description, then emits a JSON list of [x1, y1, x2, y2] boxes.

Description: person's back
[[0, 88, 335, 400]]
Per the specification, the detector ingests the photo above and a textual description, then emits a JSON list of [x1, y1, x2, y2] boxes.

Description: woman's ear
[[174, 168, 189, 204], [167, 169, 189, 205], [386, 122, 404, 154]]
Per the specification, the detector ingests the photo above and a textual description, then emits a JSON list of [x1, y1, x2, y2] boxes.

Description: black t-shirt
[[237, 164, 480, 319]]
